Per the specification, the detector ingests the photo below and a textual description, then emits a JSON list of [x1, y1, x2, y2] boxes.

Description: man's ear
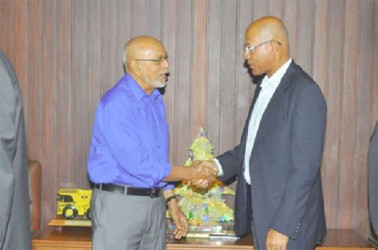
[[271, 40, 282, 52], [130, 60, 142, 76]]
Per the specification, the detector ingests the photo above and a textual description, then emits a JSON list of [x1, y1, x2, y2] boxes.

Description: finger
[[175, 221, 182, 230], [205, 165, 218, 175], [193, 161, 203, 171], [176, 231, 184, 239], [199, 179, 209, 188], [203, 166, 218, 177], [174, 226, 184, 239], [193, 179, 208, 188], [173, 224, 181, 238], [181, 224, 188, 235], [177, 220, 188, 238], [174, 228, 181, 239]]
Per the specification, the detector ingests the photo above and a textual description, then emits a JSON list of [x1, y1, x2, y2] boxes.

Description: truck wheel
[[86, 208, 91, 220], [63, 205, 78, 219]]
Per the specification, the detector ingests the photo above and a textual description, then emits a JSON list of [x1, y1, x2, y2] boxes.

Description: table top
[[32, 226, 252, 248], [167, 233, 252, 247], [315, 229, 375, 248], [32, 226, 375, 249]]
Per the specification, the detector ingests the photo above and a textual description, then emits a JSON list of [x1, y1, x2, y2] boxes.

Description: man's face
[[137, 45, 169, 92], [243, 29, 274, 76]]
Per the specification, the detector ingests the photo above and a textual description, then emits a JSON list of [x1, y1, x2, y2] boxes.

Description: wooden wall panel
[[117, 1, 131, 78], [56, 0, 73, 189], [0, 0, 377, 239], [13, 0, 28, 117], [252, 0, 268, 20], [207, 0, 222, 154], [148, 0, 162, 39], [101, 1, 117, 93], [235, 0, 253, 145], [0, 0, 13, 61], [26, 0, 42, 163], [41, 0, 58, 220], [339, 0, 359, 230], [283, 0, 298, 61], [87, 0, 101, 154], [191, 0, 208, 141], [220, 0, 238, 151], [161, 0, 178, 164], [130, 0, 148, 37], [297, 0, 314, 75], [72, 0, 88, 188], [324, 0, 344, 230], [313, 0, 329, 95], [269, 0, 284, 18], [170, 0, 192, 164]]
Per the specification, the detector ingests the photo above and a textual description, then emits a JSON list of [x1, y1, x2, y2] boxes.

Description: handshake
[[166, 160, 219, 187], [186, 160, 219, 188]]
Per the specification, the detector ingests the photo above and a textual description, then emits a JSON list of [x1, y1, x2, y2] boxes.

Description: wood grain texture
[[0, 0, 377, 239], [31, 228, 375, 249], [41, 0, 58, 221]]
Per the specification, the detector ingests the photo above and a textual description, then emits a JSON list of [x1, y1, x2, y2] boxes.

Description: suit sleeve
[[217, 144, 242, 183], [270, 84, 327, 239], [0, 63, 17, 245]]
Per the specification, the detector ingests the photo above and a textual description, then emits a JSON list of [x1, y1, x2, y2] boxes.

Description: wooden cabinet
[[32, 227, 375, 250]]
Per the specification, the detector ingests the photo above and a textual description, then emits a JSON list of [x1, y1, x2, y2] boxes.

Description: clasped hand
[[188, 160, 218, 188]]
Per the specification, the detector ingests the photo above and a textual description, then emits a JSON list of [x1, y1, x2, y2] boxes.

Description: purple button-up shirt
[[87, 74, 173, 190]]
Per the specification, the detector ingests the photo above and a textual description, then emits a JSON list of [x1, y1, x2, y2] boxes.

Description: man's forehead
[[245, 27, 270, 44], [140, 46, 167, 57], [245, 32, 258, 44]]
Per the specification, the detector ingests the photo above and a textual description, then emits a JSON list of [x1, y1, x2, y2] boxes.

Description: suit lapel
[[253, 62, 296, 147]]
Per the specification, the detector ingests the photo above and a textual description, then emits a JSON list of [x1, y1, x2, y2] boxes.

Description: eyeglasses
[[244, 40, 281, 54], [135, 55, 169, 65]]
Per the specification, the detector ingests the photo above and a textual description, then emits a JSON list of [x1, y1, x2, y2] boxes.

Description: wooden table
[[32, 226, 375, 250]]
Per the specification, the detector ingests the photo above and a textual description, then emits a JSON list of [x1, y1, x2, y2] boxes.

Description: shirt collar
[[261, 58, 292, 89], [124, 74, 162, 103]]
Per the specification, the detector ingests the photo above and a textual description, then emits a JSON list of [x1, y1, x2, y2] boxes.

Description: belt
[[94, 183, 163, 198]]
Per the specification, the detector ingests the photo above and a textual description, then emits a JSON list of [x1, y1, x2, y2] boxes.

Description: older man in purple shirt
[[87, 36, 217, 250]]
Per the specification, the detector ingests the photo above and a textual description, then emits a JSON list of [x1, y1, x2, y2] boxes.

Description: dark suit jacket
[[0, 48, 31, 249], [368, 121, 378, 235], [218, 61, 327, 249]]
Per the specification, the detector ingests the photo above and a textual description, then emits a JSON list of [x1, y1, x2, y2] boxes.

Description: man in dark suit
[[202, 16, 327, 249], [368, 121, 378, 237], [0, 48, 31, 249]]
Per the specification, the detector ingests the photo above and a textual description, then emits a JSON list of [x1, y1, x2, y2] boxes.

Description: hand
[[200, 160, 219, 175], [265, 228, 289, 250], [167, 200, 188, 239], [189, 160, 218, 188]]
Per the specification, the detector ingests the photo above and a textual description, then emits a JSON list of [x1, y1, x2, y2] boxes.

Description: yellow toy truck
[[56, 188, 92, 220]]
